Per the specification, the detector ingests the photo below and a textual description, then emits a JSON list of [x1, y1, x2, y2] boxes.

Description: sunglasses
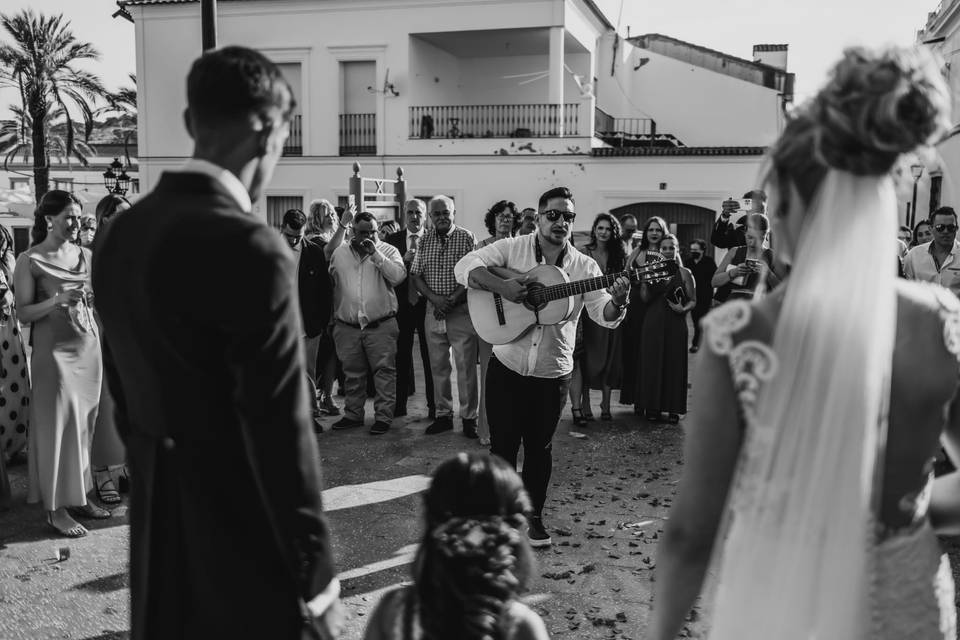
[[935, 223, 958, 233], [540, 209, 576, 223]]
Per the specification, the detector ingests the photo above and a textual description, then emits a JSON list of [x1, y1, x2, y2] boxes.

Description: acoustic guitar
[[467, 258, 678, 345]]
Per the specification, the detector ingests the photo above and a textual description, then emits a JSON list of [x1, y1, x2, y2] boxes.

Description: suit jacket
[[297, 237, 332, 338], [711, 217, 747, 249], [92, 172, 336, 640], [386, 228, 421, 316], [689, 256, 718, 311]]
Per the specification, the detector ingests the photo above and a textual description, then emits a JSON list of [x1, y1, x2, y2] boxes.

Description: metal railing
[[339, 113, 376, 156], [594, 111, 660, 146], [283, 114, 303, 156], [409, 103, 581, 139]]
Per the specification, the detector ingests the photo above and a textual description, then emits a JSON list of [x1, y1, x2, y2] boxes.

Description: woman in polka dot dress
[[0, 225, 29, 508]]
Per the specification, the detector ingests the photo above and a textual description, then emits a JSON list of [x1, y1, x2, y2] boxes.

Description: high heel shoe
[[94, 467, 121, 505]]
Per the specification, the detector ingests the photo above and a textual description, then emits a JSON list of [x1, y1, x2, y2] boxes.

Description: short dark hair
[[620, 214, 638, 224], [743, 189, 767, 202], [537, 187, 575, 209], [186, 46, 295, 128], [95, 193, 131, 226], [354, 211, 377, 226], [282, 208, 306, 230], [931, 206, 957, 223], [690, 239, 708, 251]]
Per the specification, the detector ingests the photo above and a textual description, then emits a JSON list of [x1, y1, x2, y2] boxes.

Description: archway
[[610, 202, 717, 258]]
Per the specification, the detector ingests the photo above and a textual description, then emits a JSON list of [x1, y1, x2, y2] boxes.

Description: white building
[[121, 0, 794, 253], [917, 1, 960, 223], [0, 144, 140, 253]]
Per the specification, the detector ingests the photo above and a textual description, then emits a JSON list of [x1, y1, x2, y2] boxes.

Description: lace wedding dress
[[702, 293, 957, 639]]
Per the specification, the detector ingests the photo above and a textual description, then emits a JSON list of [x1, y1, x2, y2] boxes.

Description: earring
[[46, 222, 53, 230]]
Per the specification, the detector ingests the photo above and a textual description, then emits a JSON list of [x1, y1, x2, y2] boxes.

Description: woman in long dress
[[620, 216, 666, 410], [476, 200, 519, 445], [570, 213, 626, 424], [635, 234, 695, 425], [14, 190, 108, 537], [648, 47, 960, 639], [89, 193, 132, 504], [0, 224, 29, 508]]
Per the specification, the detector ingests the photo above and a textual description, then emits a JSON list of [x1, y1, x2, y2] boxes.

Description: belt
[[336, 313, 396, 330]]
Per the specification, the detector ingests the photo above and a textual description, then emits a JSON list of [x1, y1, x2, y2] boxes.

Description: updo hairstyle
[[771, 46, 951, 207]]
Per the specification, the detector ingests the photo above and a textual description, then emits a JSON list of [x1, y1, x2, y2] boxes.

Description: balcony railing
[[283, 114, 303, 156], [339, 113, 376, 156], [409, 104, 580, 139], [594, 110, 677, 147]]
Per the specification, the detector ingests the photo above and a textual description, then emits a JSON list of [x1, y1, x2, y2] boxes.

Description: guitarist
[[454, 186, 631, 548]]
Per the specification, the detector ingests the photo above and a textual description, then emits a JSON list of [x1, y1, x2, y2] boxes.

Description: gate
[[348, 161, 407, 224]]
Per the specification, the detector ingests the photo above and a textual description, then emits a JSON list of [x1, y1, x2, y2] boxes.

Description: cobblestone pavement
[[1, 346, 958, 639]]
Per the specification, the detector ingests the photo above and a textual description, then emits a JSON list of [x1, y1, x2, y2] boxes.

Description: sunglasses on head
[[540, 209, 576, 223], [935, 223, 958, 233]]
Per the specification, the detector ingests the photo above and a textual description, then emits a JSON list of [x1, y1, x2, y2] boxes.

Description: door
[[610, 202, 717, 261]]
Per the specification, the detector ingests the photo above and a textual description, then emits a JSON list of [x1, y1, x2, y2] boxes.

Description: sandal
[[94, 468, 121, 505], [70, 503, 112, 520], [47, 512, 87, 538], [571, 408, 588, 426]]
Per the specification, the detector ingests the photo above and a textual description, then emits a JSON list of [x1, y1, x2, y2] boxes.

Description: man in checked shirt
[[410, 195, 481, 438]]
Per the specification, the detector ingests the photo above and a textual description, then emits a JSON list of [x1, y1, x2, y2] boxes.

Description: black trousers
[[395, 299, 434, 413], [691, 306, 710, 348], [486, 356, 570, 516]]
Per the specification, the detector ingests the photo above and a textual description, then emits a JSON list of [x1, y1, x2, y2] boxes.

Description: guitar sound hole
[[523, 283, 547, 312]]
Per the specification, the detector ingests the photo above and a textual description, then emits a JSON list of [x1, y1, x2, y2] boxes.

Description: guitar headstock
[[635, 257, 678, 284]]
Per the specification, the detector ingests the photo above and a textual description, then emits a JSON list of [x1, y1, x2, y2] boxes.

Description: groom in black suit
[[93, 47, 341, 640]]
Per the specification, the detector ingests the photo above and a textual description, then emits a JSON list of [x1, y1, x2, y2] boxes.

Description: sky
[[0, 0, 942, 110]]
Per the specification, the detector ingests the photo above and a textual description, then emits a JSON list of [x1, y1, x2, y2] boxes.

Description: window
[[9, 177, 29, 190], [266, 195, 304, 229], [276, 62, 303, 156]]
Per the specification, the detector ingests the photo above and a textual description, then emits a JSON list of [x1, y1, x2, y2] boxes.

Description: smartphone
[[668, 286, 689, 306], [745, 258, 762, 271], [739, 198, 753, 212], [347, 194, 356, 209]]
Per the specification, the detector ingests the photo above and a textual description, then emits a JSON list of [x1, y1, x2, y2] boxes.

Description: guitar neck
[[538, 269, 634, 302]]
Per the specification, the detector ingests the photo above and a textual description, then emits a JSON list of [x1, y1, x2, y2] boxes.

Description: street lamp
[[103, 158, 131, 196], [910, 163, 924, 229]]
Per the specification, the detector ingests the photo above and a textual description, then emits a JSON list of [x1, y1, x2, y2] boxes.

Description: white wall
[[137, 153, 764, 237], [594, 37, 783, 147]]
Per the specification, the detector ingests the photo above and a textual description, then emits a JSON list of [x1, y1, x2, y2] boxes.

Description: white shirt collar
[[179, 158, 253, 213]]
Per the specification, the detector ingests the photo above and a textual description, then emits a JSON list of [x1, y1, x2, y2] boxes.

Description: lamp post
[[201, 0, 217, 51], [103, 158, 131, 196], [910, 163, 924, 229]]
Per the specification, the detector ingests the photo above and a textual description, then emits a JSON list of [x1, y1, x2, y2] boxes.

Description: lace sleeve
[[931, 286, 960, 362], [701, 300, 778, 427]]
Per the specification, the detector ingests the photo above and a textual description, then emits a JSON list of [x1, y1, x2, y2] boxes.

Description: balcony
[[283, 114, 303, 156], [409, 104, 581, 139], [594, 108, 682, 148], [339, 113, 376, 156]]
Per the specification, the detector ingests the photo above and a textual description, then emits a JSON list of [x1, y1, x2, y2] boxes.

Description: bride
[[647, 46, 960, 639]]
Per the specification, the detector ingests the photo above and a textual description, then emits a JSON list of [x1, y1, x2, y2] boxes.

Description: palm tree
[[0, 10, 108, 199], [97, 73, 137, 167], [0, 104, 96, 171]]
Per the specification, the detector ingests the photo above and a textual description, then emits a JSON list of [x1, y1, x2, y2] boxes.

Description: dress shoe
[[527, 515, 552, 548], [332, 418, 363, 430], [370, 421, 391, 435], [425, 416, 453, 435], [462, 419, 478, 439]]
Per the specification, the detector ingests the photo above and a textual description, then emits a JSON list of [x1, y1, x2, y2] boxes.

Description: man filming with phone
[[712, 190, 766, 249]]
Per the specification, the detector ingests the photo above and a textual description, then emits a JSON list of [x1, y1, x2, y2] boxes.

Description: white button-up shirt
[[329, 241, 406, 327], [454, 234, 624, 379], [904, 239, 960, 298]]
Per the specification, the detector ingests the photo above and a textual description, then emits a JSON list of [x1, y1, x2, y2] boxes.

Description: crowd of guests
[[0, 179, 781, 543]]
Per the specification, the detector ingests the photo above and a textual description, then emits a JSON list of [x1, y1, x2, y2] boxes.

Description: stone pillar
[[549, 26, 565, 137]]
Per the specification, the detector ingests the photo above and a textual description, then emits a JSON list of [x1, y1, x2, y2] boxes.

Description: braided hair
[[414, 452, 534, 640]]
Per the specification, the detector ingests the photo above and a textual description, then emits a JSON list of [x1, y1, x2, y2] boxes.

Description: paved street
[[0, 346, 957, 639]]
